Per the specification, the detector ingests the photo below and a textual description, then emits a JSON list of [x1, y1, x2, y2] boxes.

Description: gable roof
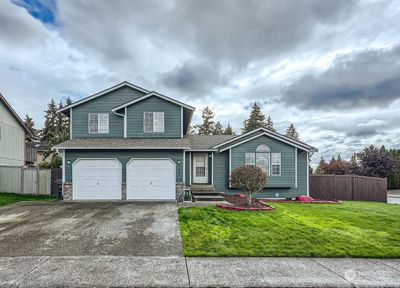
[[213, 128, 317, 153], [0, 93, 31, 135], [111, 91, 195, 112], [58, 81, 150, 113]]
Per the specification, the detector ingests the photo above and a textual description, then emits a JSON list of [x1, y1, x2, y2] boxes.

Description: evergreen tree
[[316, 156, 328, 174], [194, 106, 216, 135], [265, 116, 276, 132], [241, 103, 267, 134], [213, 121, 224, 135], [41, 99, 70, 161], [23, 114, 39, 142], [66, 97, 72, 106], [348, 153, 361, 175], [41, 99, 59, 142], [285, 123, 299, 140], [224, 123, 235, 135]]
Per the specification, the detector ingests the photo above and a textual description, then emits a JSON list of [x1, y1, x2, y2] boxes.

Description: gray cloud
[[158, 61, 229, 97], [346, 127, 380, 137], [282, 45, 400, 109], [57, 0, 355, 67], [165, 0, 355, 66]]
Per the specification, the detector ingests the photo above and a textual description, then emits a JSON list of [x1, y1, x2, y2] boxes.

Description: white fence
[[0, 165, 51, 195]]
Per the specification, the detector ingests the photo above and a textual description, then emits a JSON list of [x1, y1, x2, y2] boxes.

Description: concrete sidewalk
[[1, 256, 399, 287]]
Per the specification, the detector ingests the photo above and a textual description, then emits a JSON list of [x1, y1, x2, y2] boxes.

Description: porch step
[[191, 184, 215, 193], [192, 194, 225, 202]]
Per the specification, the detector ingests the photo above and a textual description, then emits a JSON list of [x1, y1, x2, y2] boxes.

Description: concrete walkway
[[1, 256, 400, 287]]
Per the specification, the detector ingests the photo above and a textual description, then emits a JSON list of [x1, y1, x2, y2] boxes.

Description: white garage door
[[73, 159, 122, 200], [127, 159, 176, 200]]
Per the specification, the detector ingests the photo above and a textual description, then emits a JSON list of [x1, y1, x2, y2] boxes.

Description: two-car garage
[[72, 158, 176, 201]]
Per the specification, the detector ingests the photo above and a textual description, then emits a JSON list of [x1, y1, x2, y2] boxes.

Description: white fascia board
[[190, 149, 218, 152], [219, 132, 312, 153], [112, 91, 195, 112], [213, 127, 317, 152], [58, 81, 150, 113], [55, 146, 191, 150]]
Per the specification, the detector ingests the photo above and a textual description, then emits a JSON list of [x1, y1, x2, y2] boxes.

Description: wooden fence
[[0, 165, 51, 195], [309, 174, 387, 202]]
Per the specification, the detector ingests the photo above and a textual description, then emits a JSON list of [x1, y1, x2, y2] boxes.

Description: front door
[[193, 153, 208, 184]]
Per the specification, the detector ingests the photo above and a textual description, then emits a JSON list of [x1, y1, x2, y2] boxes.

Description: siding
[[65, 149, 184, 182], [185, 151, 190, 184], [213, 134, 308, 198], [0, 102, 25, 166], [127, 96, 181, 138], [71, 86, 146, 138]]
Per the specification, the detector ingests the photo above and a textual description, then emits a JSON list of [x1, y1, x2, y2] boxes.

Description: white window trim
[[271, 153, 281, 176], [88, 113, 109, 134], [143, 112, 165, 133], [244, 151, 282, 177]]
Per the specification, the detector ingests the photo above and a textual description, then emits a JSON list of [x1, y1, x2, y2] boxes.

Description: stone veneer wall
[[176, 182, 184, 202], [63, 182, 72, 200]]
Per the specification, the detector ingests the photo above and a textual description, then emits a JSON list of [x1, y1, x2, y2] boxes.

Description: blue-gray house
[[54, 81, 317, 201]]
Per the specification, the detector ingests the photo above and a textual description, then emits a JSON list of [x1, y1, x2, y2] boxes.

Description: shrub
[[230, 165, 267, 205]]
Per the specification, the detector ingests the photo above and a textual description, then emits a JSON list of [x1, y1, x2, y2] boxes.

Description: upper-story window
[[144, 112, 164, 133], [88, 113, 109, 134], [245, 145, 281, 176]]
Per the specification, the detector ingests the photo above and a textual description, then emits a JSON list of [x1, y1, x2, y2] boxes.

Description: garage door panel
[[73, 159, 122, 200], [127, 159, 176, 200]]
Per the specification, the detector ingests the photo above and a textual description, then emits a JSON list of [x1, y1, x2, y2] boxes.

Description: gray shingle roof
[[53, 135, 236, 150], [186, 135, 236, 149]]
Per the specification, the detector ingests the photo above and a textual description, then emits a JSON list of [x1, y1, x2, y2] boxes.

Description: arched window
[[245, 144, 281, 176], [256, 145, 270, 153]]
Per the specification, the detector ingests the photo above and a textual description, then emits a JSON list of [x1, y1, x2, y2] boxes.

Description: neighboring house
[[26, 142, 51, 166], [54, 81, 317, 201], [0, 93, 32, 166]]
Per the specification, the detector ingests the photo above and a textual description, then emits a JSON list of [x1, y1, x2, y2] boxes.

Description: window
[[88, 113, 109, 133], [144, 112, 164, 132], [244, 145, 281, 176], [271, 153, 281, 176]]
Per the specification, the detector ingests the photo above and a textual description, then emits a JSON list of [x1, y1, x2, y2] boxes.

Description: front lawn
[[0, 192, 56, 207], [179, 201, 400, 257]]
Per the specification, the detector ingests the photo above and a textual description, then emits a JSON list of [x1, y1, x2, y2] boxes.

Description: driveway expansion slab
[[0, 202, 182, 256]]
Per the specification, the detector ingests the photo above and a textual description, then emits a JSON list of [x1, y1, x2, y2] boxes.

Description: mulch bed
[[266, 198, 342, 204], [217, 193, 274, 211]]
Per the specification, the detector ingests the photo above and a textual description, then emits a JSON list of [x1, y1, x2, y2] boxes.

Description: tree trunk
[[247, 193, 252, 206]]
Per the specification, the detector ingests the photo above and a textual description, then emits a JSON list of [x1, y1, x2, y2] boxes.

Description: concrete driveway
[[0, 202, 182, 257]]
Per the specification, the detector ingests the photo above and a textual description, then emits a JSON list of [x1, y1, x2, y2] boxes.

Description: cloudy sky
[[1, 0, 400, 165]]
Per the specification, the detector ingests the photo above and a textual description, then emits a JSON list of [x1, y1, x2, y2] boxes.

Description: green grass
[[0, 192, 56, 207], [179, 201, 400, 257]]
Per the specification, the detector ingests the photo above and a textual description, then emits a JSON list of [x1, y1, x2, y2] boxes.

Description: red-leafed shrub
[[230, 165, 267, 206]]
